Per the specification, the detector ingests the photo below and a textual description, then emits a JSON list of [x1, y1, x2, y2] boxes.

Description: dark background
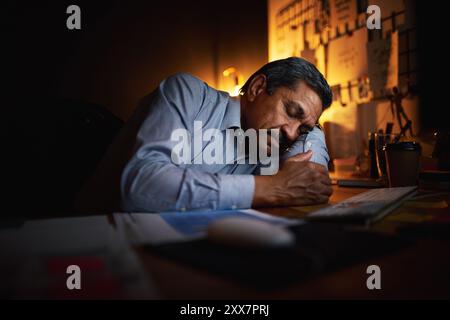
[[2, 0, 268, 120], [416, 1, 447, 130], [1, 0, 268, 216]]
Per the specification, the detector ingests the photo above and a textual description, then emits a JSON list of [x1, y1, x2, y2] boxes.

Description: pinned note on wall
[[330, 0, 357, 30], [327, 28, 368, 86], [367, 31, 398, 98]]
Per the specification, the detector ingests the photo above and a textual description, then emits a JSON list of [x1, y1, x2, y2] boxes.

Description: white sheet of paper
[[327, 28, 368, 86], [113, 209, 300, 246], [330, 0, 357, 30], [367, 31, 398, 98]]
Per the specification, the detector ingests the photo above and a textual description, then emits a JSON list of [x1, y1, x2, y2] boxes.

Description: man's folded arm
[[119, 72, 255, 212], [121, 159, 255, 212]]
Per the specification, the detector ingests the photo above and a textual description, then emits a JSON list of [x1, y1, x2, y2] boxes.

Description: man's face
[[242, 75, 323, 154]]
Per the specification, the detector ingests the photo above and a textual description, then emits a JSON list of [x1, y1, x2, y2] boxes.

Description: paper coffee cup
[[384, 142, 422, 187]]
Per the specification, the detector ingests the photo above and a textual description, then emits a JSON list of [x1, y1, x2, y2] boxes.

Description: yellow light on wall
[[222, 67, 237, 77], [222, 67, 244, 97]]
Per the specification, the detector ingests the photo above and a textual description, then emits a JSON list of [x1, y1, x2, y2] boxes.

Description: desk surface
[[136, 186, 450, 299], [1, 186, 449, 299]]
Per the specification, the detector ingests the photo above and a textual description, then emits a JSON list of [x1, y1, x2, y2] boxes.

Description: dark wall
[[416, 1, 447, 130], [2, 0, 267, 216], [3, 0, 268, 121], [215, 1, 269, 93]]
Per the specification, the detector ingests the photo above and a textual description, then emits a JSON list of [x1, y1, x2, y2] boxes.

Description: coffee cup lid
[[384, 141, 422, 151]]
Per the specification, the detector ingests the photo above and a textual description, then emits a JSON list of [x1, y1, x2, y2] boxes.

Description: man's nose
[[281, 122, 300, 142]]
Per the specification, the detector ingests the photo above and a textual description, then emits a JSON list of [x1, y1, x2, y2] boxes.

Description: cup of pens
[[374, 133, 400, 184]]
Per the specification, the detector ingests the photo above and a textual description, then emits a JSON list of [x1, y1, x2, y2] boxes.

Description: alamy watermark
[[170, 121, 280, 175], [66, 5, 81, 30], [366, 264, 381, 290], [65, 4, 382, 31], [66, 265, 81, 290], [367, 5, 381, 30]]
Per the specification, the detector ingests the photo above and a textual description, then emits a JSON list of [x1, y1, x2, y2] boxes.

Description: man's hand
[[253, 150, 333, 207]]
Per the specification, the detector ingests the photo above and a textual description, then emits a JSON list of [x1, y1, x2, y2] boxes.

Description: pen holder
[[374, 133, 399, 183]]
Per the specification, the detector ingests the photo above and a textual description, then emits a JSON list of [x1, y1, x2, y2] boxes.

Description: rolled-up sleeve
[[280, 126, 330, 168], [120, 73, 255, 212]]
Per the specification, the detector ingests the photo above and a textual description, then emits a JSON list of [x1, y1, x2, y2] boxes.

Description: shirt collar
[[220, 96, 242, 130]]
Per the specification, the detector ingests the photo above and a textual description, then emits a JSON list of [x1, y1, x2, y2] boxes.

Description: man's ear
[[246, 74, 267, 102]]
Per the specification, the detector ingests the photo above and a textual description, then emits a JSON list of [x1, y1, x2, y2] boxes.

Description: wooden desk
[[137, 186, 450, 299]]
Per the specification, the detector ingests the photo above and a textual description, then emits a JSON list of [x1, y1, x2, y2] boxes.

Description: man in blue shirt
[[76, 57, 333, 213]]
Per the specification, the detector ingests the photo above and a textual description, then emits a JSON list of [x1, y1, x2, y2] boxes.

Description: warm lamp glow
[[221, 66, 244, 97], [318, 103, 335, 126], [223, 67, 238, 77], [230, 85, 241, 97]]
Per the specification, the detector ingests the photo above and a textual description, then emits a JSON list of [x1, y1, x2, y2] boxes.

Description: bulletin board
[[268, 0, 419, 159]]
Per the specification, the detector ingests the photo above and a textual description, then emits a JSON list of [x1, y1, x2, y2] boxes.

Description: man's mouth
[[265, 130, 291, 156], [277, 132, 292, 153]]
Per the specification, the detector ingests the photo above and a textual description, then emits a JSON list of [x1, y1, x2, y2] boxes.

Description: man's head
[[240, 57, 332, 153]]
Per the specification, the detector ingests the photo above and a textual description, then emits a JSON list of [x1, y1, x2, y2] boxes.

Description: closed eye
[[284, 101, 304, 119]]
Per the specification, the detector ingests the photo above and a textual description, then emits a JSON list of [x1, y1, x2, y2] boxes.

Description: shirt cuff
[[218, 174, 255, 210]]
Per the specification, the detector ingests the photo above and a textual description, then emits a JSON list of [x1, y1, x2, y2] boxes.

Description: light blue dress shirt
[[120, 73, 329, 212]]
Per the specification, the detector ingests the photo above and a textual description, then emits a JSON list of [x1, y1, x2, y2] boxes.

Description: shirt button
[[231, 205, 237, 210]]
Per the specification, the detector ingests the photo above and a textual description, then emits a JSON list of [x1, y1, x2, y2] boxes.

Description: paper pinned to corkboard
[[330, 0, 357, 30], [367, 31, 398, 98], [327, 28, 368, 86]]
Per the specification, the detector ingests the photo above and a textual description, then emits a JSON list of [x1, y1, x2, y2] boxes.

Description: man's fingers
[[308, 162, 328, 173], [315, 194, 331, 204], [319, 176, 332, 186], [321, 185, 333, 196], [285, 150, 313, 163], [312, 179, 332, 195]]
